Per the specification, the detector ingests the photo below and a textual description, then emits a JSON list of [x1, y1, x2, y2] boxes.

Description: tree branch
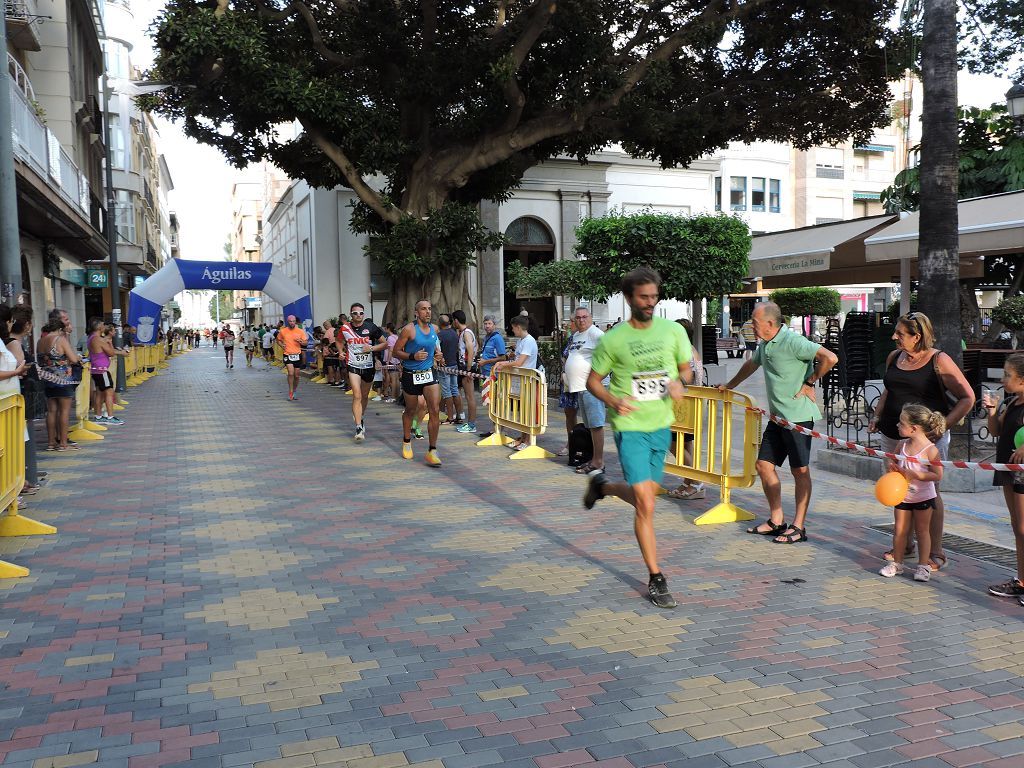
[[494, 1, 557, 136], [301, 120, 401, 225], [248, 0, 360, 67], [444, 0, 773, 185]]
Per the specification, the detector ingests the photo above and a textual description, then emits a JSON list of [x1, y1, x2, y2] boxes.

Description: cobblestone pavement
[[2, 347, 1023, 768]]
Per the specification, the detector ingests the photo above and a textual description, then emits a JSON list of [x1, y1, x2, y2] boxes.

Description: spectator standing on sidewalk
[[564, 307, 606, 473], [453, 310, 478, 434], [868, 311, 974, 570], [436, 314, 462, 425], [721, 302, 837, 544]]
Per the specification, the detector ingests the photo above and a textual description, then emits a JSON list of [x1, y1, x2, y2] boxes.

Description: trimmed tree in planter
[[992, 295, 1024, 348], [507, 212, 750, 307], [768, 287, 841, 337]]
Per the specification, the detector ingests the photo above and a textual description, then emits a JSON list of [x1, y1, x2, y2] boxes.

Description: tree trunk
[[917, 0, 961, 366], [959, 281, 981, 344], [385, 266, 476, 329]]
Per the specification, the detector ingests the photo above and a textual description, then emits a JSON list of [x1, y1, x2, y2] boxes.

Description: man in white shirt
[[493, 315, 540, 449], [564, 307, 606, 471], [261, 325, 276, 362], [239, 326, 257, 367]]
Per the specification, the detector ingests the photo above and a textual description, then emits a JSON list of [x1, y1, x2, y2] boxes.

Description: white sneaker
[[879, 562, 904, 578], [354, 425, 365, 442], [914, 564, 932, 582]]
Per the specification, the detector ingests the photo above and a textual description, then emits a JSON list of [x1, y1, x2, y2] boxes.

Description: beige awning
[[748, 215, 897, 280], [864, 190, 1024, 262]]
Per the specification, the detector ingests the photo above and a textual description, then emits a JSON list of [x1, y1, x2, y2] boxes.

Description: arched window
[[505, 217, 554, 246]]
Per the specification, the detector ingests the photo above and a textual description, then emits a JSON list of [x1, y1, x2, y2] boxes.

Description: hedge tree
[[992, 295, 1024, 346], [769, 287, 842, 318], [507, 211, 750, 303], [145, 0, 899, 323]]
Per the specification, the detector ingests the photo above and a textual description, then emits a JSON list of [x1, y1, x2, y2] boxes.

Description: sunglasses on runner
[[351, 311, 364, 316]]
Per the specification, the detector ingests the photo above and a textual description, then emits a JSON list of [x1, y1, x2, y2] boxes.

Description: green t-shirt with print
[[751, 326, 822, 422], [590, 317, 692, 433]]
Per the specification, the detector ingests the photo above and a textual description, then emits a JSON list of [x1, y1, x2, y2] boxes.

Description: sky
[[126, 2, 1019, 264]]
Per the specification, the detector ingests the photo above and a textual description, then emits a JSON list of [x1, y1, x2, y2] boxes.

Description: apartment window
[[714, 177, 722, 212], [115, 190, 136, 244], [109, 115, 125, 170], [769, 179, 781, 213], [729, 176, 746, 211], [751, 177, 766, 212]]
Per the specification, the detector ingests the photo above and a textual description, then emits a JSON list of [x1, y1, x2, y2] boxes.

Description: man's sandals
[[746, 519, 808, 544]]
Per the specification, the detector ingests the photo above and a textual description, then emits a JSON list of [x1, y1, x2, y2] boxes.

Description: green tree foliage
[[769, 287, 842, 318], [145, 0, 899, 321], [506, 212, 750, 302], [208, 291, 234, 323], [992, 295, 1024, 332], [882, 106, 1024, 213]]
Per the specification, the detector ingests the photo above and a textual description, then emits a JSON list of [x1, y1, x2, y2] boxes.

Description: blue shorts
[[614, 428, 671, 486], [577, 390, 606, 429], [439, 372, 459, 399]]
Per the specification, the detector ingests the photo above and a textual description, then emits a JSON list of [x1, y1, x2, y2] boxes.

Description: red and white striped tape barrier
[[746, 405, 1024, 472]]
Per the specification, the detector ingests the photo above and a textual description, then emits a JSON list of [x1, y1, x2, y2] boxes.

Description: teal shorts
[[613, 428, 671, 486]]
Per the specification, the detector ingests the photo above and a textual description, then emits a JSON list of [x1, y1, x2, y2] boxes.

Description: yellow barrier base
[[0, 560, 29, 578], [509, 445, 555, 460], [84, 420, 107, 432], [68, 422, 103, 442], [694, 502, 755, 525], [112, 403, 125, 411], [477, 433, 515, 447], [311, 375, 325, 384], [0, 510, 57, 537], [117, 397, 129, 405]]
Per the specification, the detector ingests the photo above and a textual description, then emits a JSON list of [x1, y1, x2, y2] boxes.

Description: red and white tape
[[746, 406, 1024, 472]]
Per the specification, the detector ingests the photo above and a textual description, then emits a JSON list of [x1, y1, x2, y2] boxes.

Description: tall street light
[[102, 77, 184, 390], [0, 11, 23, 306], [1007, 82, 1024, 133]]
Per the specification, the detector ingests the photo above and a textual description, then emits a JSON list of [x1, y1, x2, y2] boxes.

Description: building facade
[[7, 0, 108, 331], [85, 0, 175, 323]]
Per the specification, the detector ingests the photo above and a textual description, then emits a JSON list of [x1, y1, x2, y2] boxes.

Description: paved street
[[2, 347, 1023, 768]]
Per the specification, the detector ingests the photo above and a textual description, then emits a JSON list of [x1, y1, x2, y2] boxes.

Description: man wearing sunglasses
[[340, 302, 387, 441]]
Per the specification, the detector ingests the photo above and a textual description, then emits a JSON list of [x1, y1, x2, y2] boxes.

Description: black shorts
[[895, 499, 936, 511], [324, 358, 340, 369], [91, 370, 113, 391], [349, 366, 374, 384], [993, 471, 1024, 494], [757, 420, 813, 469], [283, 353, 305, 369], [401, 368, 439, 396]]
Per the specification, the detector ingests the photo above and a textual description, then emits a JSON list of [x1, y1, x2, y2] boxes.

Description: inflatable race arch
[[127, 259, 312, 344]]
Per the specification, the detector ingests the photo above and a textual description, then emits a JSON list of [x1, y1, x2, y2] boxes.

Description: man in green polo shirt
[[583, 267, 694, 609], [721, 302, 837, 544]]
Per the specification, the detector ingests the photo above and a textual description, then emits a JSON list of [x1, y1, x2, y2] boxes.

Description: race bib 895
[[631, 370, 670, 401]]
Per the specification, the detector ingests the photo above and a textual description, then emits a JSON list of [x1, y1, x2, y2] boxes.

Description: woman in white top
[[667, 318, 705, 500]]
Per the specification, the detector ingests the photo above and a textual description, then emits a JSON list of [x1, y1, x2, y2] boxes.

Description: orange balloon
[[875, 471, 909, 506]]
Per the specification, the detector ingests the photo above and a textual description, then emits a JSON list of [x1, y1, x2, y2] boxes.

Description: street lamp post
[[0, 11, 24, 306], [1006, 82, 1024, 133], [101, 72, 128, 392]]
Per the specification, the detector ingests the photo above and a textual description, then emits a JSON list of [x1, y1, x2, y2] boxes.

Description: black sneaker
[[988, 579, 1024, 598], [648, 573, 678, 609], [582, 471, 608, 510]]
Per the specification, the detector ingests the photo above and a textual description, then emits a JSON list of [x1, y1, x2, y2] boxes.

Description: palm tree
[[917, 0, 962, 365]]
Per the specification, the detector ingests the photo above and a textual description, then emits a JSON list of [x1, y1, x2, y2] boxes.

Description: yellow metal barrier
[[1, 394, 56, 578], [664, 385, 762, 525], [477, 368, 553, 460], [311, 350, 326, 383], [68, 362, 104, 442]]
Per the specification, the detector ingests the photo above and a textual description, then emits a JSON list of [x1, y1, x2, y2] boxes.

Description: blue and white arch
[[127, 259, 312, 344]]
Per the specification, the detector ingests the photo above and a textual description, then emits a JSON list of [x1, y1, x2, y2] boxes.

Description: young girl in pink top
[[880, 403, 946, 582]]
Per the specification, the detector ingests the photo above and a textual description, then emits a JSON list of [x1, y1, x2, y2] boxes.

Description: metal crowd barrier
[[665, 385, 762, 525], [0, 393, 56, 578], [68, 362, 104, 443], [477, 367, 553, 460]]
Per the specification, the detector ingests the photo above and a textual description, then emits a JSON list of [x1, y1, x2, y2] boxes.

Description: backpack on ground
[[568, 423, 593, 468]]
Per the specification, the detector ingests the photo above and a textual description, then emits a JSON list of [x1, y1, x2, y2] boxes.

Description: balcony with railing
[[815, 166, 845, 180], [5, 0, 42, 51], [8, 73, 93, 223], [142, 179, 154, 209]]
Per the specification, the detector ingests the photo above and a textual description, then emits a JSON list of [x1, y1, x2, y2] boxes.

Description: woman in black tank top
[[868, 312, 975, 569]]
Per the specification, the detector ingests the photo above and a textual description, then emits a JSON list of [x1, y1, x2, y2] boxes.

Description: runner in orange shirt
[[276, 314, 309, 401]]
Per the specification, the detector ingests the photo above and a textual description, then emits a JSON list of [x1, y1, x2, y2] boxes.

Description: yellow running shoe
[[424, 449, 441, 467], [402, 441, 413, 460]]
